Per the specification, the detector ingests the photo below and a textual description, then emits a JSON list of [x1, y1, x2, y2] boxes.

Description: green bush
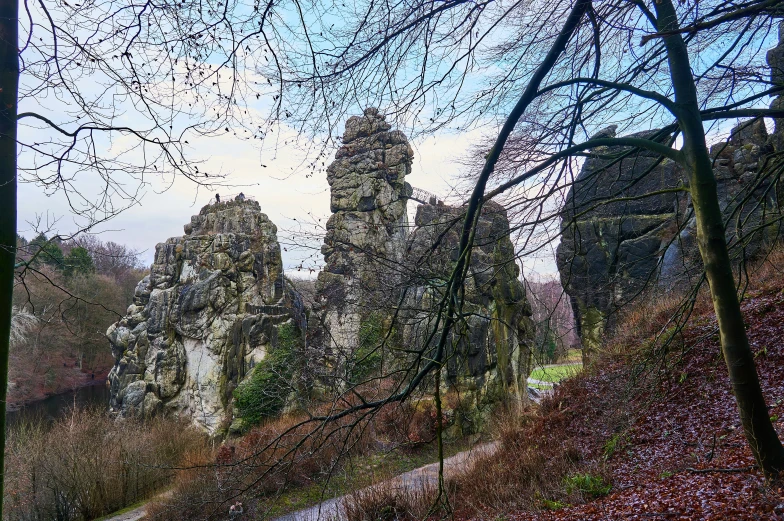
[[563, 473, 611, 498], [233, 321, 300, 427]]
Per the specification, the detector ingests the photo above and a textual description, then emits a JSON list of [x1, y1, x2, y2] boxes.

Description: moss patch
[[347, 313, 386, 385], [233, 321, 300, 428]]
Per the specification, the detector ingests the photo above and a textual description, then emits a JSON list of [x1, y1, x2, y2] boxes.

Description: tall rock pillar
[[767, 20, 784, 143], [308, 108, 413, 384]]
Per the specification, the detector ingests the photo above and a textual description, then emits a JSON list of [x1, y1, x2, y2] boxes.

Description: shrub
[[233, 321, 300, 428], [4, 407, 208, 521], [342, 483, 437, 521], [147, 404, 380, 520], [375, 399, 443, 446], [603, 433, 622, 460]]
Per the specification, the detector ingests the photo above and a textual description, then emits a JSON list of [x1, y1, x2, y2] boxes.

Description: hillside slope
[[451, 257, 784, 520]]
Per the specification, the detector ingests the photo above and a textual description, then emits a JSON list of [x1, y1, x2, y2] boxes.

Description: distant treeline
[[11, 234, 147, 407], [525, 279, 579, 364]]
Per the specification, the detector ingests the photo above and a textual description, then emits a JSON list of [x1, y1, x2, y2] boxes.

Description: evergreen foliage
[[29, 234, 64, 269], [64, 247, 95, 277]]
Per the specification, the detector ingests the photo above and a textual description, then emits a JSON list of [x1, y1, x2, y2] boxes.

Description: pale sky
[[17, 119, 566, 279]]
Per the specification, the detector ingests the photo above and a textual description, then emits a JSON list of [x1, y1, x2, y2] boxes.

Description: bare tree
[[8, 0, 784, 517], [0, 0, 347, 514], [139, 2, 784, 516], [526, 278, 578, 363], [266, 0, 784, 477]]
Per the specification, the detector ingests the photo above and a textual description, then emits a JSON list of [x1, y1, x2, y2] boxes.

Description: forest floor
[[453, 285, 784, 520]]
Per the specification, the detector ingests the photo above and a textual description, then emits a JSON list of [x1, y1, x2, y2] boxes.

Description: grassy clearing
[[529, 363, 582, 383]]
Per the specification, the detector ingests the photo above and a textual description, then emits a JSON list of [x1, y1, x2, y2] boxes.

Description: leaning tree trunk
[[653, 0, 784, 476], [0, 0, 18, 512]]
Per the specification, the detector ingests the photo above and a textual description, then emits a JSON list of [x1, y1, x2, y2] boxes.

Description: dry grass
[[342, 482, 438, 521], [742, 242, 784, 295], [608, 241, 784, 362], [444, 399, 610, 516], [441, 243, 784, 518], [145, 395, 443, 520], [4, 407, 208, 521]]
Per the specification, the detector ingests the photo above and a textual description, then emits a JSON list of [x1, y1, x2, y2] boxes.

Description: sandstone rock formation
[[108, 109, 535, 432], [767, 21, 784, 145], [404, 202, 534, 420], [107, 199, 302, 433], [556, 128, 686, 355], [307, 108, 535, 416], [558, 28, 784, 359], [307, 108, 413, 379]]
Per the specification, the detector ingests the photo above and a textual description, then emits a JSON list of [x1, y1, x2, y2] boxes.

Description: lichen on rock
[[307, 109, 535, 421], [307, 108, 414, 384], [107, 199, 303, 433], [556, 127, 686, 361]]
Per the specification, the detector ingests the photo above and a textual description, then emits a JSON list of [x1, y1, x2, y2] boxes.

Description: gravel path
[[100, 491, 172, 521], [527, 378, 554, 387], [101, 505, 148, 521]]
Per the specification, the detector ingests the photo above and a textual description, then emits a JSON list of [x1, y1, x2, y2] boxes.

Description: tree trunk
[[653, 0, 784, 477], [0, 0, 18, 512]]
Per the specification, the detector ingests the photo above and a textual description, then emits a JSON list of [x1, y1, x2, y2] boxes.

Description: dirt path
[[99, 443, 497, 521], [99, 505, 148, 521], [273, 442, 498, 521], [99, 491, 172, 521]]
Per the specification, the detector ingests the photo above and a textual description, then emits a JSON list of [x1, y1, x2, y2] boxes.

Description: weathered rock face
[[767, 21, 784, 144], [308, 108, 413, 371], [107, 200, 301, 433], [308, 109, 534, 415], [405, 202, 534, 418], [558, 86, 784, 359], [556, 127, 686, 355], [109, 110, 535, 431]]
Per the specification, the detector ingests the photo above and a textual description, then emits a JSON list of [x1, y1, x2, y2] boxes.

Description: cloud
[[19, 119, 481, 270]]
